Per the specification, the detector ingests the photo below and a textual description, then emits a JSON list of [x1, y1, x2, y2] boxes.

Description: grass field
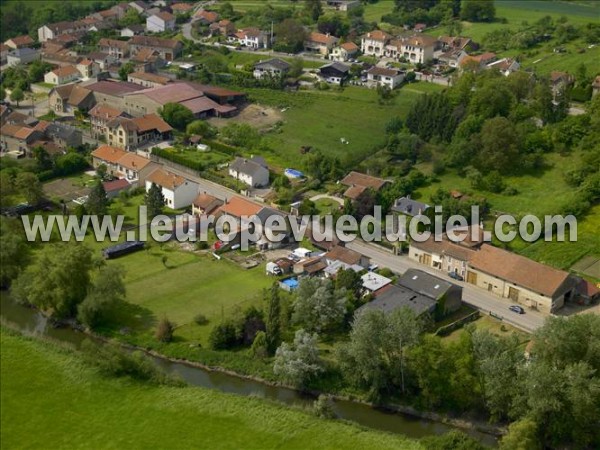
[[0, 328, 423, 450], [247, 82, 444, 169], [113, 250, 272, 343], [415, 153, 600, 271]]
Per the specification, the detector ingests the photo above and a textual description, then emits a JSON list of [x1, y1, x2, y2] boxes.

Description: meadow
[[247, 83, 443, 170], [0, 328, 423, 450]]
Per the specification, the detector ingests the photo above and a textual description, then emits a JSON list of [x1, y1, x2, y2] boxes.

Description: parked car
[[448, 272, 464, 281], [509, 305, 525, 314]]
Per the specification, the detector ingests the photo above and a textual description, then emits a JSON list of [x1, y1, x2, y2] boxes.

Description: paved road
[[347, 240, 546, 333]]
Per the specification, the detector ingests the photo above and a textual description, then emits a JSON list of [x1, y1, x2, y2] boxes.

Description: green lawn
[[114, 251, 272, 343], [440, 315, 530, 344], [0, 328, 422, 450], [247, 83, 444, 169]]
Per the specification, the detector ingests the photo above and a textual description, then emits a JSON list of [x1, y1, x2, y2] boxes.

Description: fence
[[434, 310, 480, 336]]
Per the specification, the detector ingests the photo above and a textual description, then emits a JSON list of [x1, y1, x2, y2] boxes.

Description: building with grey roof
[[253, 58, 291, 80], [358, 284, 436, 317], [391, 195, 430, 216], [398, 269, 462, 317], [228, 156, 269, 187]]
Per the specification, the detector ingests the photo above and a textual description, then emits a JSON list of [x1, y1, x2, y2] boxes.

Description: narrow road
[[347, 240, 546, 333], [309, 194, 344, 205]]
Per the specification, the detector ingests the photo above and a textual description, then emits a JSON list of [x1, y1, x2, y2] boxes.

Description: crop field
[[0, 328, 422, 450]]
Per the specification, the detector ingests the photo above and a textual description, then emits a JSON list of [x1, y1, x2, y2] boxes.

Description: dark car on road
[[509, 305, 525, 314], [448, 272, 464, 281]]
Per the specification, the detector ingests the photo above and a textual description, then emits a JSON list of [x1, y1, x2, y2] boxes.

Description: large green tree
[[273, 329, 322, 388], [159, 103, 194, 131], [77, 265, 126, 329], [145, 182, 165, 217], [265, 283, 282, 355], [13, 243, 94, 319], [86, 179, 108, 215], [15, 172, 43, 205], [292, 278, 347, 333]]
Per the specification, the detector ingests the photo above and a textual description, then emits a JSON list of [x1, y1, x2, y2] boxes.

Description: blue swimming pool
[[280, 277, 299, 290], [285, 168, 304, 179]]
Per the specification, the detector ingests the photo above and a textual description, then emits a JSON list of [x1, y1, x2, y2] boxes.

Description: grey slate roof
[[391, 196, 430, 216], [398, 269, 453, 301], [358, 284, 435, 317], [230, 156, 268, 177], [46, 123, 80, 141], [319, 61, 350, 74], [254, 58, 291, 71]]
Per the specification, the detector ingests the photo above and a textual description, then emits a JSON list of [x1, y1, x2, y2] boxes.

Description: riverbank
[[1, 326, 431, 450], [0, 294, 501, 445]]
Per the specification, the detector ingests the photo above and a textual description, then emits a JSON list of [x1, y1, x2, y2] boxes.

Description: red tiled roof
[[364, 30, 391, 41], [117, 152, 152, 170], [341, 41, 358, 51], [51, 65, 80, 78], [325, 245, 363, 266], [171, 3, 193, 11], [470, 244, 571, 298], [308, 32, 338, 46], [341, 171, 387, 190], [217, 196, 262, 218], [7, 35, 35, 47], [91, 145, 127, 163], [147, 168, 187, 190], [103, 178, 130, 192]]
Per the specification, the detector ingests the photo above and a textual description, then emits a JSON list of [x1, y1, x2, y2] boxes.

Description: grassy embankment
[[0, 327, 423, 450]]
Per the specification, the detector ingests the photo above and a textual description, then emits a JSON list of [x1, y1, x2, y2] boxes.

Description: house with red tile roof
[[194, 9, 219, 24], [171, 2, 194, 14], [44, 65, 81, 85], [304, 32, 339, 56], [106, 113, 172, 150], [145, 167, 199, 209], [340, 171, 388, 200], [4, 35, 35, 49], [361, 30, 392, 57], [466, 244, 576, 314], [330, 41, 359, 62]]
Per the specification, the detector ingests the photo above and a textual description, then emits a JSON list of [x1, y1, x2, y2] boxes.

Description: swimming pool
[[280, 277, 299, 291], [284, 168, 304, 179]]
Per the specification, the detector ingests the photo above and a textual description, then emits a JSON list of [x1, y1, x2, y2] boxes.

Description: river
[[0, 294, 498, 446]]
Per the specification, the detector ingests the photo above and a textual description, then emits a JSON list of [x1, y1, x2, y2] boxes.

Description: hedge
[[151, 148, 205, 172]]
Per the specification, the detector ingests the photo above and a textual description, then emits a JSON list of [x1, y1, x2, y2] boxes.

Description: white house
[[487, 58, 521, 76], [366, 67, 405, 89], [330, 41, 359, 62], [146, 11, 175, 33], [253, 58, 290, 80], [44, 65, 81, 85], [145, 168, 199, 209], [361, 30, 391, 58], [228, 156, 269, 188], [120, 24, 145, 37], [235, 27, 269, 49]]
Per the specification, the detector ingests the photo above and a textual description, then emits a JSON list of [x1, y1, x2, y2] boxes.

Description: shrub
[[155, 317, 175, 343], [209, 320, 239, 350], [80, 340, 180, 386], [313, 394, 335, 419], [250, 331, 268, 359], [194, 313, 208, 326]]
